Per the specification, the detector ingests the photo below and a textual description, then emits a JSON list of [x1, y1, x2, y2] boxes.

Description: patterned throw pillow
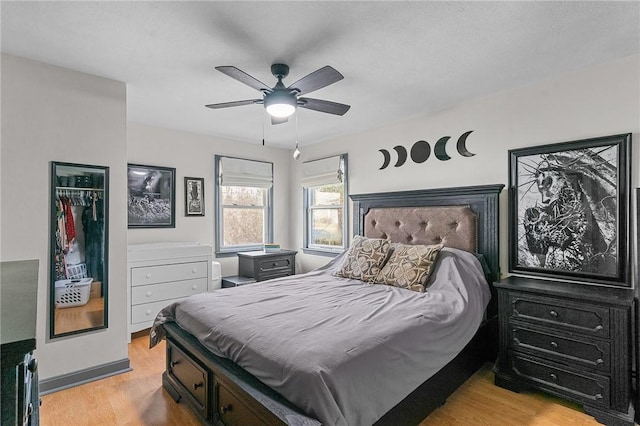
[[336, 235, 392, 282], [374, 244, 443, 292]]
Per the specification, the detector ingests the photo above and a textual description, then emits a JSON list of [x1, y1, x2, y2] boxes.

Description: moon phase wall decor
[[379, 131, 475, 169]]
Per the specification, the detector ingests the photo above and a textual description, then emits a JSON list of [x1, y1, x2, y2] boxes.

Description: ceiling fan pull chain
[[293, 113, 301, 160]]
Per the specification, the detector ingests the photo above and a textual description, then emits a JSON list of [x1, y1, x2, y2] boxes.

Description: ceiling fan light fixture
[[264, 92, 297, 118]]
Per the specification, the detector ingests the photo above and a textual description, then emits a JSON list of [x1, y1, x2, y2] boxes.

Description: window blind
[[220, 157, 273, 188], [301, 155, 343, 187]]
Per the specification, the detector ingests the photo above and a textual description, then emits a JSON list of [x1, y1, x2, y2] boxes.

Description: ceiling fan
[[205, 64, 350, 125]]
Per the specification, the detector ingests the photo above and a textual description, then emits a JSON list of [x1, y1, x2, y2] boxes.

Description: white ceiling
[[2, 1, 639, 148]]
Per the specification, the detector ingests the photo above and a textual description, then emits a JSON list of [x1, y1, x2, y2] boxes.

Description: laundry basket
[[55, 278, 93, 308], [67, 263, 87, 279]]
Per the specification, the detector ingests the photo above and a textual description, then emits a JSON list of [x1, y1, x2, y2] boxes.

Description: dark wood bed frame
[[161, 184, 505, 426]]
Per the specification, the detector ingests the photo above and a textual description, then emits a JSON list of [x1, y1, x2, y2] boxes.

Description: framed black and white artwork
[[127, 163, 176, 228], [508, 133, 631, 286], [184, 177, 204, 216]]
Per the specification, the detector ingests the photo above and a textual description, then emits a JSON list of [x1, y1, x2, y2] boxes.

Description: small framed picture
[[185, 177, 205, 216], [508, 133, 631, 286], [127, 164, 176, 228]]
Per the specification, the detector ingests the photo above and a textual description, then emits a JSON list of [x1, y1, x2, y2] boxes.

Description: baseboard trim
[[39, 358, 131, 395]]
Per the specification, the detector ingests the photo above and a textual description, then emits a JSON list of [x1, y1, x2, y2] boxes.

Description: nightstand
[[221, 275, 257, 288], [238, 250, 297, 282], [494, 276, 635, 425]]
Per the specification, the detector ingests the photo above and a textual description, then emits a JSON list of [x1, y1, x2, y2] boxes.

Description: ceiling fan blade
[[288, 66, 344, 95], [215, 66, 272, 92], [271, 116, 288, 125], [205, 99, 262, 109], [298, 98, 351, 115]]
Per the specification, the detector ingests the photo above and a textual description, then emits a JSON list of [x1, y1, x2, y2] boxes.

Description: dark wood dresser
[[237, 250, 297, 282], [1, 260, 40, 426], [494, 276, 635, 425]]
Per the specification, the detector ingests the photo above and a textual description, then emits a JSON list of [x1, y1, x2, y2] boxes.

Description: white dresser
[[127, 242, 213, 335]]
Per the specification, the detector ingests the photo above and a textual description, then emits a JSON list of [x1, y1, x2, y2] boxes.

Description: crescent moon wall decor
[[393, 145, 408, 167], [379, 149, 391, 170], [456, 130, 475, 157], [378, 131, 475, 169], [434, 136, 452, 161]]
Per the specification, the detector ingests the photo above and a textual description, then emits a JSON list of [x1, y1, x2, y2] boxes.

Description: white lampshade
[[264, 91, 297, 118], [266, 102, 296, 118]]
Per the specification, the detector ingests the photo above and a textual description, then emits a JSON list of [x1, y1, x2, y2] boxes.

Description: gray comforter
[[150, 247, 490, 426]]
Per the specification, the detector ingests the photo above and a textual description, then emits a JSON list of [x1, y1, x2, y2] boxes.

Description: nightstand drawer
[[508, 293, 610, 338], [511, 353, 609, 408], [258, 256, 293, 273], [259, 272, 292, 281], [510, 325, 610, 372]]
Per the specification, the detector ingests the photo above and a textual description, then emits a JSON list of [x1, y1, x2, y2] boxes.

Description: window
[[303, 154, 348, 256], [215, 156, 273, 255]]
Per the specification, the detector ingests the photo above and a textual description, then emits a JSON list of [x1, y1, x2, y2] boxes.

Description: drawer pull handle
[[549, 373, 558, 382], [191, 285, 197, 290], [191, 269, 197, 274], [549, 310, 558, 318], [146, 310, 152, 316], [146, 291, 152, 297], [594, 393, 603, 400], [145, 273, 152, 279], [221, 404, 233, 414], [595, 325, 603, 331], [192, 381, 203, 390], [596, 358, 604, 365], [550, 341, 558, 349], [28, 358, 38, 373], [170, 360, 179, 368]]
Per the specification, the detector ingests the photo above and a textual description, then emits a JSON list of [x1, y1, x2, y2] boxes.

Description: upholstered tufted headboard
[[350, 184, 504, 317], [364, 206, 477, 252]]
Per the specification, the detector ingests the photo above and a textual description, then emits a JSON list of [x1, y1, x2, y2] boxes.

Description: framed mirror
[[50, 162, 109, 338]]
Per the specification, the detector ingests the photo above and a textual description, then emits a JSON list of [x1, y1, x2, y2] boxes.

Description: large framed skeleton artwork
[[508, 134, 631, 286]]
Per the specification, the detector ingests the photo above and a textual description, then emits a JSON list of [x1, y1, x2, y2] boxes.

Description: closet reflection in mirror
[[50, 162, 108, 338]]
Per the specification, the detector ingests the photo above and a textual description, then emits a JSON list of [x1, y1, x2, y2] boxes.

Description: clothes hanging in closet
[[82, 197, 104, 282]]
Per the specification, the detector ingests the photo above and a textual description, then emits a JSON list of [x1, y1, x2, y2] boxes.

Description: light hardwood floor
[[40, 334, 602, 426]]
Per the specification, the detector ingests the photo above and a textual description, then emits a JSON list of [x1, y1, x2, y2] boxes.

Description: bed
[[151, 184, 504, 426]]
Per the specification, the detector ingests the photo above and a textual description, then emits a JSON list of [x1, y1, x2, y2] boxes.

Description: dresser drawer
[[510, 325, 610, 372], [217, 381, 264, 426], [508, 293, 610, 338], [131, 298, 185, 324], [131, 261, 207, 286], [511, 353, 609, 408], [131, 278, 208, 305], [168, 342, 208, 417]]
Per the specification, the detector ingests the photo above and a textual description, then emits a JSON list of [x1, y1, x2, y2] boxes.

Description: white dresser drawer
[[131, 299, 186, 325], [131, 261, 207, 286], [131, 278, 208, 305]]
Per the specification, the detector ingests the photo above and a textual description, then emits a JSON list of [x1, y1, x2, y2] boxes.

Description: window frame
[[302, 154, 348, 257], [214, 155, 273, 256]]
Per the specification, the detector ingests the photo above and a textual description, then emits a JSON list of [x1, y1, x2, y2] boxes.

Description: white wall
[[0, 54, 129, 379], [293, 54, 640, 274], [127, 122, 294, 276]]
